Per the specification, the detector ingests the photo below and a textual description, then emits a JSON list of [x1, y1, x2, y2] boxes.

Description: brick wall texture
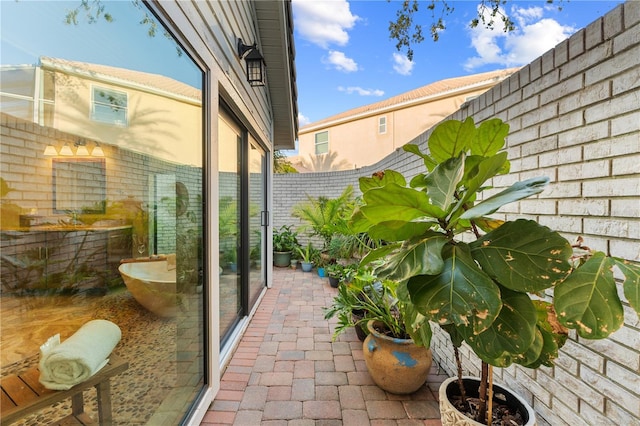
[[274, 3, 639, 424]]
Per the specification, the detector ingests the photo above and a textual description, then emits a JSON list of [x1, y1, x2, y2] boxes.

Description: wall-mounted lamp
[[43, 139, 105, 157], [59, 143, 74, 156], [237, 38, 266, 87], [75, 139, 90, 156]]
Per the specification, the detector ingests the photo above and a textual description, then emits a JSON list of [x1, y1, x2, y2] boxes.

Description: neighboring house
[[0, 1, 297, 425], [2, 57, 204, 166], [295, 68, 519, 172]]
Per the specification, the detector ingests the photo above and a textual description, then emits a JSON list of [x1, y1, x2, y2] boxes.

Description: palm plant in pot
[[352, 117, 640, 425], [324, 268, 433, 394]]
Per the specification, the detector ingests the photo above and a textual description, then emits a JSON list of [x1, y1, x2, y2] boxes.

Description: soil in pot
[[440, 377, 535, 426]]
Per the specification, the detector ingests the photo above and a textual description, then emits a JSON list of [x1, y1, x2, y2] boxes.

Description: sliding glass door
[[217, 107, 268, 344]]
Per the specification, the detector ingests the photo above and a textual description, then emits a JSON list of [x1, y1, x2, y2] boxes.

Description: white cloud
[[292, 0, 359, 48], [324, 50, 358, 72], [338, 86, 384, 96], [464, 4, 575, 70], [392, 52, 414, 76], [298, 113, 311, 126]]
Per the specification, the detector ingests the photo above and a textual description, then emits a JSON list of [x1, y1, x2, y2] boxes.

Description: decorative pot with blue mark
[[363, 320, 432, 394]]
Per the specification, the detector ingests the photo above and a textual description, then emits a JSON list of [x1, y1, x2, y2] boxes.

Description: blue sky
[[0, 0, 624, 133], [293, 0, 624, 126]]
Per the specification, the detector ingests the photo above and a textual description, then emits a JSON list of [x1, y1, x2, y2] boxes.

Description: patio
[[202, 267, 449, 425]]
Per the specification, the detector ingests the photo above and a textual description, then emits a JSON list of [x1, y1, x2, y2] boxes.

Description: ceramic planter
[[317, 267, 326, 277], [273, 251, 291, 267], [363, 320, 432, 394], [439, 376, 537, 426], [300, 261, 313, 272]]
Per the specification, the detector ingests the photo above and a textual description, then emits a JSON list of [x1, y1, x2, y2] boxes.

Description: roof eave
[[255, 0, 298, 150]]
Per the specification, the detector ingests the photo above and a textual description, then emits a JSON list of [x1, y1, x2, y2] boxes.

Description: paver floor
[[202, 267, 449, 425]]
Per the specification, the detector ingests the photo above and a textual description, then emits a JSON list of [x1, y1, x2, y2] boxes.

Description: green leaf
[[470, 219, 573, 292], [614, 258, 640, 315], [407, 244, 502, 334], [460, 286, 538, 367], [361, 184, 446, 223], [360, 243, 400, 268], [441, 323, 464, 347], [460, 176, 550, 220], [368, 220, 435, 242], [359, 169, 406, 193], [348, 209, 374, 233], [428, 117, 476, 162], [463, 152, 509, 197], [403, 144, 437, 171], [521, 301, 567, 368], [555, 253, 624, 339], [424, 156, 465, 211], [450, 152, 509, 219], [378, 232, 448, 282], [471, 118, 509, 156]]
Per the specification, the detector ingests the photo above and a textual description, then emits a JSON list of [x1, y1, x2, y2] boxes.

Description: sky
[[0, 0, 625, 136], [292, 0, 624, 127]]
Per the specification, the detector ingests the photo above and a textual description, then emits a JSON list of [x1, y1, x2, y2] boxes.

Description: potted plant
[[295, 241, 315, 272], [326, 263, 344, 288], [353, 118, 640, 425], [273, 225, 298, 267], [291, 187, 354, 251], [324, 268, 433, 393]]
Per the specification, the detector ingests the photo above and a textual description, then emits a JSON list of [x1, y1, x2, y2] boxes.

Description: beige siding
[[297, 88, 495, 171]]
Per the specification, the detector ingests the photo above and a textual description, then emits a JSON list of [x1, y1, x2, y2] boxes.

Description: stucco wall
[[274, 2, 639, 424]]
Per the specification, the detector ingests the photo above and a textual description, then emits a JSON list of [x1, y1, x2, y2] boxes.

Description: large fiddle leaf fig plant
[[352, 117, 640, 423]]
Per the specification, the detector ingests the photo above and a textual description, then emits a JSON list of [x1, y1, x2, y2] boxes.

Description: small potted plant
[[353, 117, 640, 425], [295, 241, 315, 272], [326, 263, 343, 288], [273, 225, 298, 267]]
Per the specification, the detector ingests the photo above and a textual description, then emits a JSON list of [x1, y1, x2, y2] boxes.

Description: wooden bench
[[1, 355, 128, 425]]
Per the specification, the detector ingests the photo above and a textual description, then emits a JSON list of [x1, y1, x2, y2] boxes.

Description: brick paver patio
[[202, 267, 449, 425]]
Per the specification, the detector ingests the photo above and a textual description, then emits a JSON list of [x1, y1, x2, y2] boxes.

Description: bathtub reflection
[[118, 259, 176, 317]]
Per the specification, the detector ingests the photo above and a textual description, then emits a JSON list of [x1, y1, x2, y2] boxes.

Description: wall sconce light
[[91, 142, 105, 157], [43, 139, 105, 157], [43, 144, 58, 156], [237, 38, 266, 87], [59, 143, 74, 156], [75, 139, 90, 156]]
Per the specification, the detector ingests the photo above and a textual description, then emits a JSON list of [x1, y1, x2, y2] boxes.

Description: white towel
[[39, 319, 122, 390]]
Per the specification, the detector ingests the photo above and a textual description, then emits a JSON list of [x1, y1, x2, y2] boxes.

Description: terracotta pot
[[439, 376, 537, 426], [363, 320, 432, 394]]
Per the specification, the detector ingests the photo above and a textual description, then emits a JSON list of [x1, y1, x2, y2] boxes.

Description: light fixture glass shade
[[59, 144, 74, 156], [91, 145, 105, 157], [43, 145, 58, 156], [75, 145, 90, 156]]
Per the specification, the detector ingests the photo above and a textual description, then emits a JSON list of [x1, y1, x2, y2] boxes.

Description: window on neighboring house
[[315, 131, 328, 154], [378, 116, 386, 134], [91, 86, 128, 125]]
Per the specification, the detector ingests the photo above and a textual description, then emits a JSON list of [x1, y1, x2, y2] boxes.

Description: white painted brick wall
[[274, 3, 639, 424]]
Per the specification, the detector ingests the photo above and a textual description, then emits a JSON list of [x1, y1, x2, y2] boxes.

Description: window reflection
[[1, 1, 205, 424]]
